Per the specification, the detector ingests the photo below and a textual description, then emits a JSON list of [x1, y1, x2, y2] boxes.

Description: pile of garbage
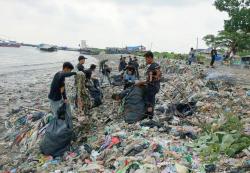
[[1, 59, 250, 173]]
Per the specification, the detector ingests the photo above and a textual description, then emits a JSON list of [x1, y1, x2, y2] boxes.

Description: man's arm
[[61, 72, 77, 78]]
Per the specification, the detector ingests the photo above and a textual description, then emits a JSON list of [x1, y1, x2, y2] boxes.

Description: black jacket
[[48, 71, 76, 101]]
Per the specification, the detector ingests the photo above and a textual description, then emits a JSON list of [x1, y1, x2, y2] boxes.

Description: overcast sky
[[0, 0, 227, 53]]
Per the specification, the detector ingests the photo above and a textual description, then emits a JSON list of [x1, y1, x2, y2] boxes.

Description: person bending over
[[48, 62, 76, 116], [123, 65, 137, 90]]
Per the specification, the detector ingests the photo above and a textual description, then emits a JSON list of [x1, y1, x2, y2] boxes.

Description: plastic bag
[[40, 103, 73, 157]]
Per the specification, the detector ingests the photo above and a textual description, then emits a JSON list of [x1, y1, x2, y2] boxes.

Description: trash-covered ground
[[0, 55, 250, 173]]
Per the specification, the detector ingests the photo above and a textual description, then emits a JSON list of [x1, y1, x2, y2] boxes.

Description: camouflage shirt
[[75, 72, 92, 114], [65, 71, 92, 116]]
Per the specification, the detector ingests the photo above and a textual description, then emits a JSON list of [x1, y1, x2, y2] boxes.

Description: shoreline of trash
[[0, 54, 250, 173]]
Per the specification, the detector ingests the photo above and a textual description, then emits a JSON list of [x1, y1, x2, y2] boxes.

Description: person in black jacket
[[48, 62, 76, 116], [119, 56, 127, 72]]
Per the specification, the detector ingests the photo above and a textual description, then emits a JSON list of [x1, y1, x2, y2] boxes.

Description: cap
[[78, 55, 87, 61]]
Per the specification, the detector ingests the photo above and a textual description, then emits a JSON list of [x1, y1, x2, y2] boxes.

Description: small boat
[[0, 39, 21, 48], [39, 44, 57, 52], [80, 48, 99, 55]]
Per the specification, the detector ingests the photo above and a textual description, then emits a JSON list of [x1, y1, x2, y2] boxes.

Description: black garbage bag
[[176, 102, 196, 116], [57, 103, 66, 120], [40, 103, 73, 157], [166, 102, 196, 118], [122, 87, 147, 124], [88, 86, 103, 107], [205, 164, 216, 173]]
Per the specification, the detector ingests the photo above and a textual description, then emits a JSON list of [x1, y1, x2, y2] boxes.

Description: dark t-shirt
[[48, 71, 76, 101], [119, 61, 127, 71], [76, 63, 85, 72], [146, 62, 161, 90], [211, 50, 217, 58], [133, 61, 139, 69]]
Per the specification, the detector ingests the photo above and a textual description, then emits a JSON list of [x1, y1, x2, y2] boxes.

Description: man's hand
[[78, 98, 83, 109], [147, 107, 153, 113], [64, 99, 68, 103], [135, 80, 146, 86]]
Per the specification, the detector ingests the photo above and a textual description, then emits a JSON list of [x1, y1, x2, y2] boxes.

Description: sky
[[0, 0, 228, 53]]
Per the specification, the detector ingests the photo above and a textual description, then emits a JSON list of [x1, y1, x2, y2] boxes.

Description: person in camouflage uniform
[[75, 71, 92, 116], [65, 71, 92, 118], [65, 71, 92, 139]]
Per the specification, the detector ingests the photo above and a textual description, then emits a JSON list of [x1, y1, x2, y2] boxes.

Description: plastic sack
[[88, 85, 103, 107], [40, 103, 73, 157], [57, 103, 66, 120], [122, 87, 146, 124]]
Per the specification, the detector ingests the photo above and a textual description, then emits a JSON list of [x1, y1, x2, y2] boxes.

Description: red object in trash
[[108, 136, 120, 149]]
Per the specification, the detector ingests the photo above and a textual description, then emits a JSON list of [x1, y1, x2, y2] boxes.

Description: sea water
[[0, 46, 97, 75]]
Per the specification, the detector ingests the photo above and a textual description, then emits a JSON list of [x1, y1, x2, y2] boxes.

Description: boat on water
[[80, 48, 100, 55], [38, 44, 58, 52], [0, 39, 21, 48]]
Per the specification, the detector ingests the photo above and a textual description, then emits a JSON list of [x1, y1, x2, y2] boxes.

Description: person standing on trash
[[76, 55, 87, 72], [101, 64, 112, 85], [119, 56, 127, 72], [210, 48, 217, 67], [132, 56, 140, 79], [135, 51, 161, 119], [188, 47, 195, 65], [48, 62, 76, 116], [129, 56, 133, 64]]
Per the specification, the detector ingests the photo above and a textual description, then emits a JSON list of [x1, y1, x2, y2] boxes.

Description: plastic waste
[[125, 142, 149, 156], [205, 164, 216, 172]]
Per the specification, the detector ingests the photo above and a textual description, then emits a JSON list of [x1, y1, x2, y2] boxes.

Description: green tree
[[203, 0, 250, 54]]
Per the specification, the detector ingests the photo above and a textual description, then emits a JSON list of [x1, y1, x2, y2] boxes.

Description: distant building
[[126, 45, 146, 52], [80, 40, 87, 49], [105, 45, 146, 54], [106, 47, 129, 54]]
